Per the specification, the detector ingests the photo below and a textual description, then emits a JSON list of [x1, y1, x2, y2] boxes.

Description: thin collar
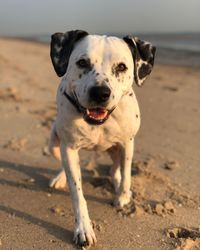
[[63, 90, 85, 113]]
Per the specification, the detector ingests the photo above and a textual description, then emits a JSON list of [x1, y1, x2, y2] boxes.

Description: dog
[[49, 30, 156, 247]]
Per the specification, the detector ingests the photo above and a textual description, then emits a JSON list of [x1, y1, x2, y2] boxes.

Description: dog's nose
[[89, 86, 111, 103]]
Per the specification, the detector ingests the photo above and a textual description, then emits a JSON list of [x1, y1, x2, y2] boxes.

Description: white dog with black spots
[[48, 30, 156, 248]]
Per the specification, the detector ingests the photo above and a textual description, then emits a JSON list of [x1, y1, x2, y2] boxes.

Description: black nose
[[89, 86, 111, 103]]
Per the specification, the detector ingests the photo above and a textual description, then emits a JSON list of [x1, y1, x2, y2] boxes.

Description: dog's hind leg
[[48, 122, 61, 160], [107, 145, 122, 193], [49, 169, 66, 189], [48, 122, 67, 190]]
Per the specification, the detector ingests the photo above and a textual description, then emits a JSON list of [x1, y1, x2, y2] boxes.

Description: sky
[[0, 0, 200, 36]]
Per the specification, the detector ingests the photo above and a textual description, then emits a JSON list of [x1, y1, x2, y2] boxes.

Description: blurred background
[[0, 0, 200, 66]]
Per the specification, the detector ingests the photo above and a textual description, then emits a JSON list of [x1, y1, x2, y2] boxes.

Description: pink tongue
[[89, 108, 107, 119]]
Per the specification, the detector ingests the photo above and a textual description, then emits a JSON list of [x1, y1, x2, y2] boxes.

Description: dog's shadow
[[0, 204, 73, 244], [0, 160, 74, 244], [83, 163, 114, 193], [0, 160, 111, 202], [0, 160, 56, 192], [0, 159, 112, 245]]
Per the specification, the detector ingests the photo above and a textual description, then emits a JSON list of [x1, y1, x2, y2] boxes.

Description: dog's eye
[[116, 63, 127, 72], [76, 59, 90, 68]]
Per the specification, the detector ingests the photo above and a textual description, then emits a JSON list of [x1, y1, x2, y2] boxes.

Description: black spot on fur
[[140, 44, 151, 61], [130, 137, 133, 140], [149, 56, 154, 66], [104, 78, 109, 82], [138, 64, 151, 79], [136, 114, 139, 118], [111, 63, 119, 77], [79, 74, 82, 78], [95, 81, 101, 85], [96, 72, 100, 76], [129, 93, 133, 96]]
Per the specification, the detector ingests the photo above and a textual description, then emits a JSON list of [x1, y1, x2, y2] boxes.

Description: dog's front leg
[[60, 142, 97, 247], [114, 139, 134, 207]]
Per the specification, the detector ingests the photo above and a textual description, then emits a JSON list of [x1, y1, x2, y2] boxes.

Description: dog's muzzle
[[63, 90, 115, 125], [89, 86, 111, 103]]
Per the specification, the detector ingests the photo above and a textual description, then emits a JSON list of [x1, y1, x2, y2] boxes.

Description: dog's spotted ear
[[50, 30, 88, 77], [123, 36, 156, 86]]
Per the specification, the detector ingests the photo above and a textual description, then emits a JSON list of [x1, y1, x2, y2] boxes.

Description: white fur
[[49, 35, 141, 247]]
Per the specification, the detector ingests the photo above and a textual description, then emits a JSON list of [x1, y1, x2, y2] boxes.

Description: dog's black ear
[[50, 30, 89, 77], [123, 36, 156, 86]]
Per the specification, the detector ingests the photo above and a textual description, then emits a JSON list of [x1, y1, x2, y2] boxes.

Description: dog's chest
[[75, 121, 122, 151], [60, 111, 138, 151]]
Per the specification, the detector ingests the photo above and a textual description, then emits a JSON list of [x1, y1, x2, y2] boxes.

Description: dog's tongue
[[87, 108, 108, 120]]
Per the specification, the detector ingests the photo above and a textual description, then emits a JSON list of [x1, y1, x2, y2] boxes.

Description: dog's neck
[[62, 89, 86, 114]]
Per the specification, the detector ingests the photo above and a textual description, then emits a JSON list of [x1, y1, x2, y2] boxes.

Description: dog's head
[[50, 30, 156, 125]]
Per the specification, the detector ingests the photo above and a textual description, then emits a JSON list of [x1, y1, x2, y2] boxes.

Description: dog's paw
[[113, 190, 132, 208], [73, 220, 97, 248], [49, 170, 67, 190]]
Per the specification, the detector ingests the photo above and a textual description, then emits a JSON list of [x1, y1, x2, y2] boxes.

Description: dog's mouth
[[83, 107, 110, 125], [63, 90, 115, 125]]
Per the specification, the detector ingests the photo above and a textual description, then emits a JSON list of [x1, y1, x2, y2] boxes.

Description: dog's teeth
[[86, 108, 108, 121], [89, 115, 98, 120]]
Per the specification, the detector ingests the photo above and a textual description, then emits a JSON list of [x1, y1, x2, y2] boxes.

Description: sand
[[0, 38, 200, 250]]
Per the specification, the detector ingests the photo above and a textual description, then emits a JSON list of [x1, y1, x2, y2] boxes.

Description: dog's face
[[64, 35, 134, 115], [51, 30, 156, 124]]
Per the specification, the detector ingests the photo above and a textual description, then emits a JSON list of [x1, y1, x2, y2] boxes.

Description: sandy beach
[[0, 38, 200, 250]]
